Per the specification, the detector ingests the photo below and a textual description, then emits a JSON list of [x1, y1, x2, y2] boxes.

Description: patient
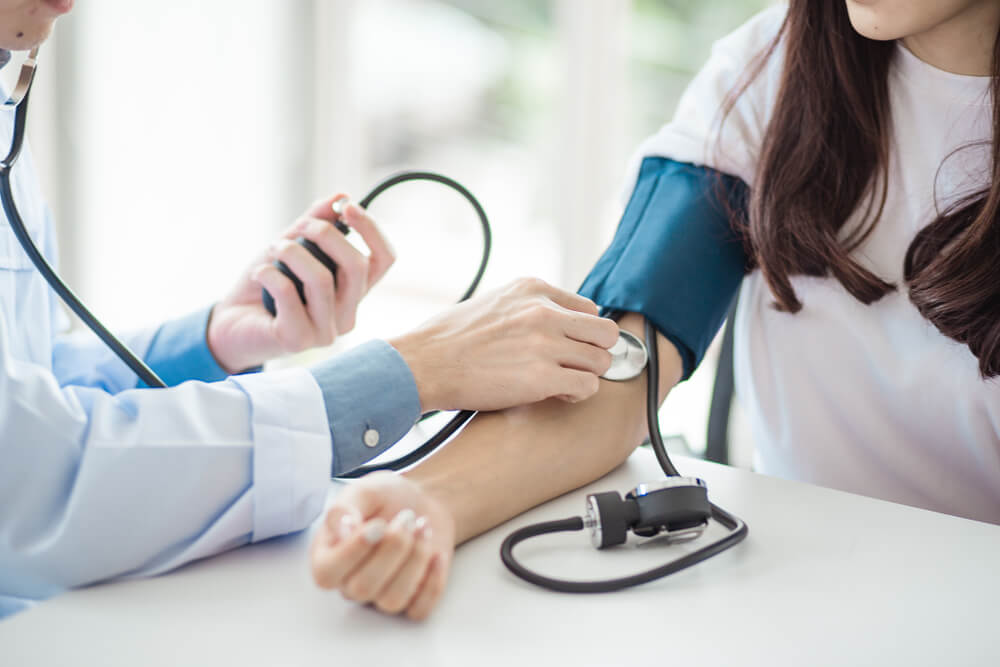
[[312, 0, 1000, 619]]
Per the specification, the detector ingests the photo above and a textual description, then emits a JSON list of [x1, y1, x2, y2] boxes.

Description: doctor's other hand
[[206, 195, 395, 373], [311, 473, 455, 621], [389, 277, 618, 413]]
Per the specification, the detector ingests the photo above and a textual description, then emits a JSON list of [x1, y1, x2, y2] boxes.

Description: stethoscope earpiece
[[1, 47, 39, 109]]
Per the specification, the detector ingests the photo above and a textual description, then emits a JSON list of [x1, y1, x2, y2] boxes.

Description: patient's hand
[[310, 473, 456, 620]]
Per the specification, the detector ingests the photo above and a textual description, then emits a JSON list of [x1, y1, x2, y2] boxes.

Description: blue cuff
[[579, 157, 749, 381], [309, 340, 422, 476], [142, 306, 231, 387]]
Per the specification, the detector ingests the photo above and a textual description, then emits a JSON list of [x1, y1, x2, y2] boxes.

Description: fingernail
[[363, 518, 387, 545], [390, 508, 417, 533], [339, 514, 358, 541], [414, 517, 433, 541], [331, 197, 350, 216], [344, 202, 365, 219]]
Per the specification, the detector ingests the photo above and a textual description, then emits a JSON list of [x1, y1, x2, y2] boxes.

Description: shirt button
[[363, 428, 380, 448]]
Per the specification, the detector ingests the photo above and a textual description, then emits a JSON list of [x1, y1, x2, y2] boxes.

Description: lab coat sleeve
[[0, 309, 332, 603], [42, 204, 155, 394], [51, 305, 233, 393], [45, 193, 229, 393]]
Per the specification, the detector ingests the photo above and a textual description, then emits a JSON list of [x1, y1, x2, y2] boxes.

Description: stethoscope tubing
[[1, 72, 492, 475], [2, 87, 168, 389], [335, 170, 492, 477], [498, 320, 748, 593], [499, 501, 746, 593], [4, 52, 749, 591], [357, 170, 491, 304]]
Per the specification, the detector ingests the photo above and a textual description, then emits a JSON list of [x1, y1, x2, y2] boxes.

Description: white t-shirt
[[631, 4, 1000, 524]]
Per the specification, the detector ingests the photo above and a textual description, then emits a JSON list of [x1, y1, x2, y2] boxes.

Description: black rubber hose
[[337, 409, 476, 478], [644, 319, 679, 477], [335, 172, 492, 476], [358, 171, 491, 304], [1, 89, 167, 389], [499, 510, 747, 593], [498, 319, 749, 592], [262, 170, 491, 318]]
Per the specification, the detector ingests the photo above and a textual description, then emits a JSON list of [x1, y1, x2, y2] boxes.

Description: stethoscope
[[1, 49, 747, 594]]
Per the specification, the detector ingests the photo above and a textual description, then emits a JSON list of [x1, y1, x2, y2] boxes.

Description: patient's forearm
[[403, 313, 682, 544]]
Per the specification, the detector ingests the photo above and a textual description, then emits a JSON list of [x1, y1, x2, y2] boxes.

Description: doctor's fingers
[[511, 278, 600, 316], [342, 509, 421, 604], [295, 199, 397, 292], [543, 367, 602, 403], [301, 193, 351, 223], [340, 202, 396, 290], [270, 240, 338, 345], [279, 194, 352, 239], [555, 308, 620, 350], [252, 264, 320, 352], [297, 218, 369, 334], [554, 338, 613, 377]]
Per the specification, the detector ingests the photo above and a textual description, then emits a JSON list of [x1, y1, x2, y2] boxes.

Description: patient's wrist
[[399, 468, 463, 545]]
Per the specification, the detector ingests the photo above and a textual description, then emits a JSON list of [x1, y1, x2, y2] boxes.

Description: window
[[31, 0, 771, 461]]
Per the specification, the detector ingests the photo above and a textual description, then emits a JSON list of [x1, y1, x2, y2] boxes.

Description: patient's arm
[[309, 312, 682, 619], [409, 311, 681, 543], [309, 157, 747, 618]]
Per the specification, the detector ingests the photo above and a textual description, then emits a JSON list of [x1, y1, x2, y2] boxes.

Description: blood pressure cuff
[[578, 157, 750, 381]]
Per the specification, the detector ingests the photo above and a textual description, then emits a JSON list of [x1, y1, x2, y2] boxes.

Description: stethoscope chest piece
[[601, 329, 648, 381]]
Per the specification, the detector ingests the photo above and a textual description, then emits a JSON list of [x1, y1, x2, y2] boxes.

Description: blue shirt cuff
[[142, 306, 231, 387], [309, 340, 422, 476]]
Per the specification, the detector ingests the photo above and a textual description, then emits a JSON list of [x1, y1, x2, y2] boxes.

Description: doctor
[[0, 1, 619, 617]]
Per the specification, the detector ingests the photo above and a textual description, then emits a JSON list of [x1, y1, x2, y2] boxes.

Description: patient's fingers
[[405, 554, 447, 621], [311, 515, 387, 590], [374, 518, 435, 614], [342, 509, 418, 604]]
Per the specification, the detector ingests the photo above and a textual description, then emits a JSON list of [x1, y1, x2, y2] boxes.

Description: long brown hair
[[734, 1, 1000, 377]]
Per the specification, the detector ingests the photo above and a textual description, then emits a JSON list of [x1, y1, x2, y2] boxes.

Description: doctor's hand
[[206, 195, 395, 373], [311, 473, 456, 621], [389, 277, 619, 412]]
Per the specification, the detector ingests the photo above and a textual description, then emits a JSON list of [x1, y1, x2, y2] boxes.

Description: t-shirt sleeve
[[578, 6, 787, 380]]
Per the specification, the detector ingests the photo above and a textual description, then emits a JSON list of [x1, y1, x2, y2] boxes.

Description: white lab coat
[[0, 114, 333, 617]]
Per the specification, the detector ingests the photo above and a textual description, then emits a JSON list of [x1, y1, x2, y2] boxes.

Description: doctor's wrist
[[205, 305, 244, 375], [205, 304, 265, 377], [388, 332, 444, 414]]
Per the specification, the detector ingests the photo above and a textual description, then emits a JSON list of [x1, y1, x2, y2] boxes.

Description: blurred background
[[27, 0, 772, 462]]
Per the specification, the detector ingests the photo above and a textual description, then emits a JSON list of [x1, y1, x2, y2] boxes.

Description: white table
[[2, 448, 998, 666]]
